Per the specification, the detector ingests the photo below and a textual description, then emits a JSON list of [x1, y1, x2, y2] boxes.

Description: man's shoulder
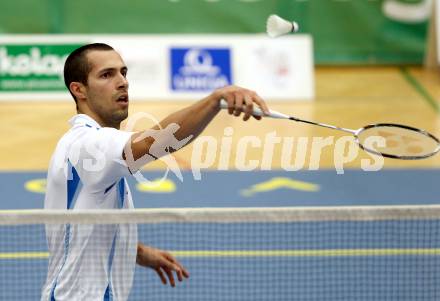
[[58, 124, 90, 144], [50, 124, 96, 162]]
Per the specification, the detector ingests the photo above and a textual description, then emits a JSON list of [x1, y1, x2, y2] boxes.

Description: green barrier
[[0, 44, 82, 92], [0, 0, 429, 64]]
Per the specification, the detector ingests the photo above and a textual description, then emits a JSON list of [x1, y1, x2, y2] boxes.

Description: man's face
[[84, 50, 129, 126]]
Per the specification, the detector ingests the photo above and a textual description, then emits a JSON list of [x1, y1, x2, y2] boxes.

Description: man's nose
[[117, 74, 129, 89]]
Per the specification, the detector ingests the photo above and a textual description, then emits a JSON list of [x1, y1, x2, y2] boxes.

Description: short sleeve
[[67, 127, 133, 190]]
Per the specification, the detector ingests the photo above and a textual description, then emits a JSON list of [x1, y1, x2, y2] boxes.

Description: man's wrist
[[205, 91, 223, 111], [136, 243, 151, 265]]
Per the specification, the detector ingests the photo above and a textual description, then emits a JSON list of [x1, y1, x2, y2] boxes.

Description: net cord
[[1, 205, 440, 225]]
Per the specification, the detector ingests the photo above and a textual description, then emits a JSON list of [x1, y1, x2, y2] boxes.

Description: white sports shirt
[[41, 114, 138, 301]]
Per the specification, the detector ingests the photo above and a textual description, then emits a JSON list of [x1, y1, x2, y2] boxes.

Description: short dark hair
[[64, 43, 114, 105]]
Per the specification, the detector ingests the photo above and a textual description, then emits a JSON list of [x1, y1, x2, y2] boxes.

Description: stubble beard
[[91, 100, 128, 129], [110, 109, 129, 127]]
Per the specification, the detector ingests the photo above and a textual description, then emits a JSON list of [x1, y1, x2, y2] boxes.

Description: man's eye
[[101, 72, 111, 78]]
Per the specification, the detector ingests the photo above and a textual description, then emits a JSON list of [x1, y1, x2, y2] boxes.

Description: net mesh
[[1, 206, 440, 301]]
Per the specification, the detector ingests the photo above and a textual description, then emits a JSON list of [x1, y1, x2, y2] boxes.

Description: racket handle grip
[[219, 99, 289, 119]]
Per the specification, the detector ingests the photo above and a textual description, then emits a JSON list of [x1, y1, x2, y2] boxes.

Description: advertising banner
[[0, 35, 314, 101]]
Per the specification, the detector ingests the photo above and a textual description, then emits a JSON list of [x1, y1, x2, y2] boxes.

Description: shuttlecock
[[266, 14, 299, 38]]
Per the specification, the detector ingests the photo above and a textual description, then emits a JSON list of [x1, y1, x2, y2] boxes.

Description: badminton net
[[1, 206, 440, 300]]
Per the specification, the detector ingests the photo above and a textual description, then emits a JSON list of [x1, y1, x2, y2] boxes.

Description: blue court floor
[[0, 169, 439, 209], [1, 169, 439, 300]]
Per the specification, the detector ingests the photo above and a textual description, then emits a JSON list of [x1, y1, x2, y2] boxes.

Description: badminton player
[[41, 43, 269, 301]]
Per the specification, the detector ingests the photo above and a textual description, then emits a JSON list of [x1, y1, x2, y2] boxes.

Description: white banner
[[0, 34, 314, 101]]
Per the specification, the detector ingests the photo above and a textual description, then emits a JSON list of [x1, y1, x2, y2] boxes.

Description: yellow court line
[[3, 249, 440, 259], [171, 249, 440, 257], [0, 252, 49, 259]]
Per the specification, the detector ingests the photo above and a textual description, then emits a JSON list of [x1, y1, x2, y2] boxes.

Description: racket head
[[354, 123, 440, 160]]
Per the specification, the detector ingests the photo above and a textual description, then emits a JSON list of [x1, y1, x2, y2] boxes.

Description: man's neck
[[77, 109, 120, 129]]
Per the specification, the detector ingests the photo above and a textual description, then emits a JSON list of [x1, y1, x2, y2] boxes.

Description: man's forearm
[[126, 93, 220, 164], [153, 93, 220, 142]]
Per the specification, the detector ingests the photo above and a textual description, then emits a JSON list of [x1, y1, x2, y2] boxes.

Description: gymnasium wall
[[0, 0, 429, 64]]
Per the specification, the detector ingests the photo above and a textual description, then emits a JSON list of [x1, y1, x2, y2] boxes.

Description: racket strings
[[356, 125, 440, 159]]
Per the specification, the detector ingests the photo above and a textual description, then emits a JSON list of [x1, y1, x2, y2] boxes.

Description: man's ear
[[69, 82, 87, 100]]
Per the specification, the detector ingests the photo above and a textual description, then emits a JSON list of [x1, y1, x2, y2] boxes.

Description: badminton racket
[[220, 100, 440, 160]]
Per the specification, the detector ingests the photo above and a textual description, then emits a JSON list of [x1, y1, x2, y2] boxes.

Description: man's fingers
[[172, 260, 189, 280], [243, 94, 253, 121], [216, 86, 269, 119], [176, 267, 183, 282], [175, 262, 190, 279], [254, 93, 270, 115], [157, 260, 188, 287], [155, 268, 167, 285], [223, 90, 269, 120], [167, 261, 183, 282], [164, 253, 189, 281], [224, 95, 235, 115], [182, 267, 190, 279], [233, 93, 244, 117], [164, 267, 176, 287], [173, 262, 186, 282]]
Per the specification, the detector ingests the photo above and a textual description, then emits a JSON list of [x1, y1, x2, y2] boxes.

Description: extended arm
[[124, 85, 269, 170]]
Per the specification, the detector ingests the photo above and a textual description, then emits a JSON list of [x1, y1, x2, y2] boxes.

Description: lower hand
[[136, 244, 189, 287]]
